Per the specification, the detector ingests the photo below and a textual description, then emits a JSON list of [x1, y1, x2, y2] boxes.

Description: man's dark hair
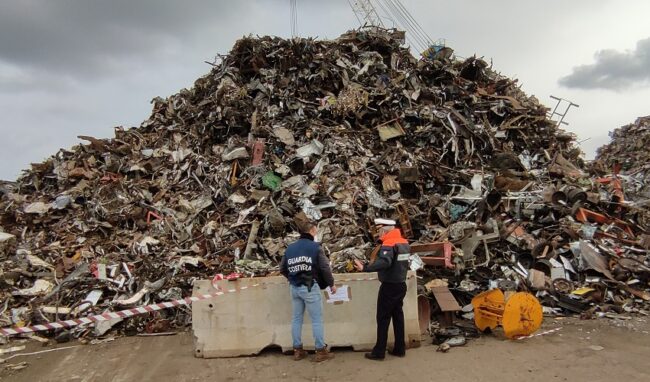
[[301, 221, 316, 233]]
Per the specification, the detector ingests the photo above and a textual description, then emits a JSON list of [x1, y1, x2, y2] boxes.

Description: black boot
[[364, 352, 385, 361], [387, 349, 405, 357]]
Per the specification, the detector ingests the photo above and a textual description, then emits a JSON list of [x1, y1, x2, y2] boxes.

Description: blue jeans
[[290, 284, 325, 349]]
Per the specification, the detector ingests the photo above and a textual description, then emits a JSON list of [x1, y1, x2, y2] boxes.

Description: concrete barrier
[[192, 272, 421, 358]]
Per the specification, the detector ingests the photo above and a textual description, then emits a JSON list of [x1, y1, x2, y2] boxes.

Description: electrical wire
[[345, 0, 439, 56], [344, 0, 444, 55], [377, 0, 426, 52], [382, 0, 427, 51], [384, 0, 429, 50], [373, 0, 397, 28], [394, 0, 435, 45], [289, 0, 292, 37], [290, 0, 298, 38], [364, 0, 385, 26], [347, 0, 364, 26], [374, 0, 423, 52]]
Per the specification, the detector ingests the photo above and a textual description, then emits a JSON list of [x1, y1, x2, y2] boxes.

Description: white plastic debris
[[24, 202, 50, 214], [228, 193, 247, 204], [52, 195, 73, 210], [0, 231, 15, 243], [221, 147, 249, 161], [273, 126, 295, 145], [13, 280, 54, 296], [296, 140, 324, 158]]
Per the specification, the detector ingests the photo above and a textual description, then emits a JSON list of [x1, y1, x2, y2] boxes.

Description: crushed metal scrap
[[0, 28, 648, 340]]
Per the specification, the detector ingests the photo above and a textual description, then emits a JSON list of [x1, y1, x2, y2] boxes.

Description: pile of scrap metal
[[0, 27, 647, 340], [418, 114, 650, 326], [592, 115, 650, 213]]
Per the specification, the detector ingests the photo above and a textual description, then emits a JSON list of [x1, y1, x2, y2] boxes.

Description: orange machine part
[[472, 289, 543, 339], [471, 289, 505, 332], [501, 292, 543, 338]]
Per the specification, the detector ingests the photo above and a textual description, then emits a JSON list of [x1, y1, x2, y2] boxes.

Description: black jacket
[[363, 229, 409, 283], [280, 233, 334, 290]]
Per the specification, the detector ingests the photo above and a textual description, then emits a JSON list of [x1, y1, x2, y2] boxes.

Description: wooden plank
[[431, 286, 461, 312]]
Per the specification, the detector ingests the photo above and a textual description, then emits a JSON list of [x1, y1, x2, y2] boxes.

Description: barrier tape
[[515, 327, 562, 340], [0, 276, 380, 337]]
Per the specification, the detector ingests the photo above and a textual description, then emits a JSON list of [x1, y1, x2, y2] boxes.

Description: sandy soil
[[1, 317, 649, 382]]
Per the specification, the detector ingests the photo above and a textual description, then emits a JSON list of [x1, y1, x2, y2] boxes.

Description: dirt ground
[[1, 317, 649, 382]]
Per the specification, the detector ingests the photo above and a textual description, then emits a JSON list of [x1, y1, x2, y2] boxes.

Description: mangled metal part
[[455, 219, 500, 262], [376, 120, 405, 142], [114, 278, 166, 306], [578, 241, 615, 280]]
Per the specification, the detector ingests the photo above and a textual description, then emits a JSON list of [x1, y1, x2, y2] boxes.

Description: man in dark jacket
[[280, 222, 336, 362], [354, 218, 409, 360]]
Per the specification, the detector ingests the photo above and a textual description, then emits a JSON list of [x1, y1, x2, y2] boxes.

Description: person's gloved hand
[[353, 259, 364, 272], [330, 285, 337, 294]]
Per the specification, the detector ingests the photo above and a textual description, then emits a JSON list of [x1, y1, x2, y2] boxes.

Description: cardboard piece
[[431, 286, 461, 312]]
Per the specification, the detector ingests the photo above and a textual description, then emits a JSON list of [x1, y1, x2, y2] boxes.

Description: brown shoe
[[293, 347, 308, 361], [312, 347, 335, 362]]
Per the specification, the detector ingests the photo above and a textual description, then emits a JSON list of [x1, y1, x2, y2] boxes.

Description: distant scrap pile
[[593, 116, 650, 206]]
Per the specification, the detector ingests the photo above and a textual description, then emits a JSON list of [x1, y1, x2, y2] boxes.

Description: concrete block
[[192, 272, 421, 358]]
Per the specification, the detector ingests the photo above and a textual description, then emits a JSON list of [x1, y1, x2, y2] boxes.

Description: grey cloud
[[559, 37, 650, 90], [0, 1, 253, 80], [0, 0, 353, 179], [0, 60, 76, 93], [0, 0, 338, 92]]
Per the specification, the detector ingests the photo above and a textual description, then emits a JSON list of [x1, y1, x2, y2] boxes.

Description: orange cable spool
[[472, 289, 543, 339]]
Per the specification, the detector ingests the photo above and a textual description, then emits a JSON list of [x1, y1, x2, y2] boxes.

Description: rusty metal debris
[[0, 29, 648, 341]]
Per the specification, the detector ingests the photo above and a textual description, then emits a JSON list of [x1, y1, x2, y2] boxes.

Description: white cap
[[374, 218, 396, 226]]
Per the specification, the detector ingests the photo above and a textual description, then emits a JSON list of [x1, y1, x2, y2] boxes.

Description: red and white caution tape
[[0, 276, 380, 337], [0, 286, 242, 336], [515, 327, 562, 340]]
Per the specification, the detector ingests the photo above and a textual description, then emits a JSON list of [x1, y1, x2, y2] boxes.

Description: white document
[[325, 285, 350, 303]]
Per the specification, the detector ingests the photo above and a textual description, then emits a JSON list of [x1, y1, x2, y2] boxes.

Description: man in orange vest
[[354, 218, 410, 360]]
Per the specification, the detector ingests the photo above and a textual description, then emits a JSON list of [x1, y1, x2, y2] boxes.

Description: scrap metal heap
[[0, 28, 648, 338], [593, 116, 650, 210]]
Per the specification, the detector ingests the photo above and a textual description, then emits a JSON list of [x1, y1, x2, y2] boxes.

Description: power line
[[347, 0, 364, 25], [379, 0, 427, 52], [373, 0, 396, 28], [382, 0, 427, 51], [290, 0, 298, 38], [394, 0, 435, 45], [385, 0, 430, 50]]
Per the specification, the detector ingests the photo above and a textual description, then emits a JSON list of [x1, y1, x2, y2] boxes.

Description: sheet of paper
[[325, 285, 350, 303]]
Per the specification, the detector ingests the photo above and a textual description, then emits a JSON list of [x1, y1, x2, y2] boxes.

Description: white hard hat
[[374, 218, 396, 226]]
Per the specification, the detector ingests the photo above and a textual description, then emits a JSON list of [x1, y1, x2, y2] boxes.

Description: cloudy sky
[[1, 0, 650, 180]]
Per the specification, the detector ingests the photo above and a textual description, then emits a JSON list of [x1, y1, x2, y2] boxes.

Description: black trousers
[[372, 282, 407, 356]]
